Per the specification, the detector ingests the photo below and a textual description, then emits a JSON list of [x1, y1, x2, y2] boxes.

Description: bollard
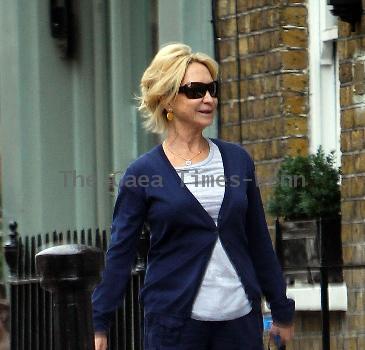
[[36, 244, 104, 350]]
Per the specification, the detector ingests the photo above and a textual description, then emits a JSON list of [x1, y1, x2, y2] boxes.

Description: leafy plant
[[267, 147, 341, 220]]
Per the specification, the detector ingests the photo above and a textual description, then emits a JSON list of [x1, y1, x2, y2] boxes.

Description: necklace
[[163, 140, 205, 166]]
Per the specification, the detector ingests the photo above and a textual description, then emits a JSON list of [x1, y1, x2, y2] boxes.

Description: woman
[[93, 43, 295, 350]]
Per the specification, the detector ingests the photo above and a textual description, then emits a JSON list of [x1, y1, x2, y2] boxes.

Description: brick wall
[[337, 16, 365, 350], [215, 0, 365, 349], [215, 1, 309, 347], [216, 0, 309, 216]]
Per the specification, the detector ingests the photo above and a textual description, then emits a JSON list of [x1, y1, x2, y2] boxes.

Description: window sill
[[264, 282, 348, 312]]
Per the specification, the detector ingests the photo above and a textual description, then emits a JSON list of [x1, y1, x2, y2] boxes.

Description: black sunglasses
[[178, 81, 218, 99]]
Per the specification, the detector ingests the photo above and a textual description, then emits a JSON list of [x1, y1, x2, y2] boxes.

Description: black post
[[273, 220, 286, 350], [318, 218, 330, 350], [36, 244, 104, 350]]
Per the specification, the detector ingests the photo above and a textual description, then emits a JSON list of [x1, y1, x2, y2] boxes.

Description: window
[[308, 0, 341, 166]]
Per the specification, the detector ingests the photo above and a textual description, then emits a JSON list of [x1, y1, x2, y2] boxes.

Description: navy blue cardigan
[[92, 138, 294, 332]]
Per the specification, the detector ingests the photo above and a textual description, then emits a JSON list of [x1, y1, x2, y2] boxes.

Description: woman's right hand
[[94, 333, 108, 350]]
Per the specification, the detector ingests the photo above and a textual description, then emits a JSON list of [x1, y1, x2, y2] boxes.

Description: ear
[[163, 103, 173, 112], [161, 95, 175, 112]]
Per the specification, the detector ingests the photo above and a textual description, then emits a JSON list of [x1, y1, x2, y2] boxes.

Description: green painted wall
[[158, 0, 218, 138], [0, 0, 216, 238], [0, 0, 156, 235]]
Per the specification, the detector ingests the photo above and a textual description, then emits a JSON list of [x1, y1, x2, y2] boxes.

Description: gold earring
[[167, 111, 174, 121]]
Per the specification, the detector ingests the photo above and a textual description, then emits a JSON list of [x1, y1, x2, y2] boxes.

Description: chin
[[197, 112, 214, 120], [203, 115, 214, 125], [188, 113, 214, 128], [198, 119, 214, 129]]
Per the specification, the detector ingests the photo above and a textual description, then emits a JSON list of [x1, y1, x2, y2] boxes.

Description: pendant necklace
[[163, 141, 204, 166]]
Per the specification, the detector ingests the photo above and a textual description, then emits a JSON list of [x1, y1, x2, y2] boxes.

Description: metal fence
[[4, 222, 148, 350], [5, 218, 365, 350], [275, 217, 365, 350]]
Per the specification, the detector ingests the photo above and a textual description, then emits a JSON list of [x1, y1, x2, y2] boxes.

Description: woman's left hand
[[269, 322, 294, 346]]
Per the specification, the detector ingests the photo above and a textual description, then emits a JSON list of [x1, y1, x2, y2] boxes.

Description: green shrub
[[267, 147, 341, 220]]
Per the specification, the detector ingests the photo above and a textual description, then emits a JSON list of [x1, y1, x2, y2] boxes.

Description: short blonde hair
[[138, 43, 219, 135]]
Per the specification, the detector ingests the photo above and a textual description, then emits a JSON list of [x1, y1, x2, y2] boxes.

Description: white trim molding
[[308, 0, 341, 166]]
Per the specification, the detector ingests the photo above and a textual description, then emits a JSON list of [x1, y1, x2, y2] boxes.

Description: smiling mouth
[[199, 110, 213, 114]]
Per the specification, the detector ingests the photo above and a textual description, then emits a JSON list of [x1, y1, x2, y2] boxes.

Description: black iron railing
[[3, 222, 148, 350], [5, 217, 363, 350], [275, 217, 365, 350]]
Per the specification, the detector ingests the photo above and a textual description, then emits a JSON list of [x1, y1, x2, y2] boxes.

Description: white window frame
[[308, 0, 341, 166]]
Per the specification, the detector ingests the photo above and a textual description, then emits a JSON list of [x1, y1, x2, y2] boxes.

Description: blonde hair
[[138, 43, 219, 134]]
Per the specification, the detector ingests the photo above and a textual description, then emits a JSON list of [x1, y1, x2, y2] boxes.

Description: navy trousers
[[144, 310, 264, 350]]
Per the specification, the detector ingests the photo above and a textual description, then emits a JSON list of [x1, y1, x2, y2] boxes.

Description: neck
[[165, 126, 206, 153]]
